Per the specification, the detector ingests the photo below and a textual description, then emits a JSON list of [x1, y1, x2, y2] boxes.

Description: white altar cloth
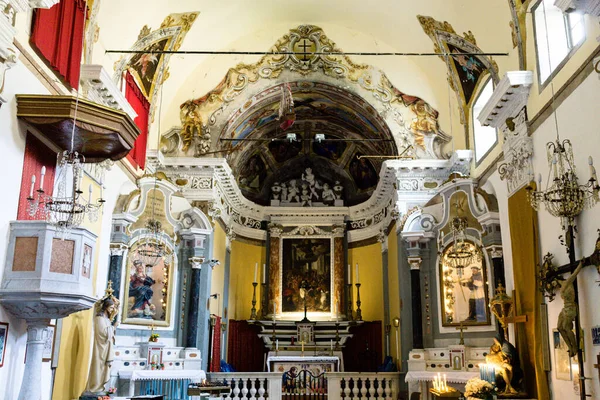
[[119, 369, 206, 381], [266, 354, 342, 372], [404, 370, 477, 383]]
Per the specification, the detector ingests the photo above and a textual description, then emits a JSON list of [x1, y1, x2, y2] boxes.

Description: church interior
[[1, 1, 600, 399]]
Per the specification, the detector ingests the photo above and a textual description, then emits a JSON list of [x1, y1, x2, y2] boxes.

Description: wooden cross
[[594, 354, 600, 382], [455, 322, 467, 345]]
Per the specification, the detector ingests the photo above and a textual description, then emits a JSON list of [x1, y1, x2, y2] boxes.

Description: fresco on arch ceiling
[[268, 136, 303, 164], [237, 153, 267, 192], [349, 154, 378, 191], [312, 140, 347, 162], [171, 25, 451, 161]]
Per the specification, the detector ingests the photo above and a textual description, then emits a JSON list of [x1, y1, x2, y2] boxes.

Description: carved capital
[[408, 256, 422, 270], [110, 243, 128, 257], [268, 223, 283, 237], [486, 245, 503, 259], [26, 323, 51, 344], [189, 257, 205, 270]]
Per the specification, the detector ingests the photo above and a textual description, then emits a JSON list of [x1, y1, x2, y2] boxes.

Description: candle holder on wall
[[355, 283, 363, 321], [250, 282, 258, 320]]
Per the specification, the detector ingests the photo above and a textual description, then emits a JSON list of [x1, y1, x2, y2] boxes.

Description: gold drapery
[[508, 185, 549, 399]]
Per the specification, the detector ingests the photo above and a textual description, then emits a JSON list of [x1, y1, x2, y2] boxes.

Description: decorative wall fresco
[[237, 153, 267, 192], [268, 137, 303, 163], [312, 140, 347, 162], [418, 15, 499, 146], [349, 155, 378, 191]]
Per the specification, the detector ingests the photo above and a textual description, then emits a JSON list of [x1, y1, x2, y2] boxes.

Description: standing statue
[[485, 335, 522, 394], [83, 283, 120, 396], [557, 260, 584, 357]]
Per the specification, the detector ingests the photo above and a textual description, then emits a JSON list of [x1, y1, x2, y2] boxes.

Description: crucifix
[[455, 322, 467, 345], [300, 280, 310, 322], [297, 39, 312, 61]]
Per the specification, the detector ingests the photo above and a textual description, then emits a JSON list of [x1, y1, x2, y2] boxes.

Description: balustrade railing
[[207, 372, 401, 400]]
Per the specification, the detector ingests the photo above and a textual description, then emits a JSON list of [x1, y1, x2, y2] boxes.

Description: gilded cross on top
[[293, 38, 315, 62]]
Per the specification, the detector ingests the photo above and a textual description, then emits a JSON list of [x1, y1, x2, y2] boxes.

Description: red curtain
[[17, 133, 57, 220], [30, 0, 87, 89], [227, 320, 267, 372], [125, 71, 150, 170], [342, 321, 382, 372], [210, 316, 222, 372]]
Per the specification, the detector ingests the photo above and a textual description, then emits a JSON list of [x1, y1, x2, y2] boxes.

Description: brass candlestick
[[355, 283, 363, 321], [260, 282, 267, 319], [346, 283, 353, 321], [250, 282, 258, 320], [271, 322, 276, 351], [335, 322, 341, 350]]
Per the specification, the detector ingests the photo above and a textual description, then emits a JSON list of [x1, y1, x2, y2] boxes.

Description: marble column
[[18, 321, 51, 400], [107, 244, 127, 300], [186, 257, 204, 348], [408, 257, 423, 349], [268, 224, 282, 316]]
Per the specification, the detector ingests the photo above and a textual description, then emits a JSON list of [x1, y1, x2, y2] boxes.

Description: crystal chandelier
[[134, 219, 172, 268], [527, 139, 599, 230], [27, 150, 105, 236], [441, 203, 479, 278]]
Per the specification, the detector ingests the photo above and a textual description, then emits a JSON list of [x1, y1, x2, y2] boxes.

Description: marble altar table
[[266, 350, 343, 372]]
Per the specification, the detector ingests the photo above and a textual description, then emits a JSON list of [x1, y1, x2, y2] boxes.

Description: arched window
[[472, 78, 497, 164], [533, 0, 585, 86]]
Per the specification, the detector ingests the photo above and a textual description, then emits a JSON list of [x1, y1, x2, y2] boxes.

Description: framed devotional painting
[[439, 240, 491, 326], [121, 240, 175, 327], [281, 237, 333, 314]]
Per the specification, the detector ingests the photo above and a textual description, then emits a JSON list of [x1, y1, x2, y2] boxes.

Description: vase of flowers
[[464, 377, 497, 400], [149, 332, 159, 342]]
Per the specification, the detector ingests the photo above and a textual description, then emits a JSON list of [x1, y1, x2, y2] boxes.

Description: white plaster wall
[[531, 72, 600, 399], [0, 62, 52, 400]]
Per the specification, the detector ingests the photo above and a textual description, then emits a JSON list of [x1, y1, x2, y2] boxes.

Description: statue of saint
[[557, 261, 584, 357], [485, 335, 522, 394], [129, 259, 156, 318], [83, 285, 119, 395]]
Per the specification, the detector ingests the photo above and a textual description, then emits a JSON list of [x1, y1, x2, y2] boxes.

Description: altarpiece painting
[[281, 238, 332, 313], [122, 242, 174, 327], [439, 241, 490, 326]]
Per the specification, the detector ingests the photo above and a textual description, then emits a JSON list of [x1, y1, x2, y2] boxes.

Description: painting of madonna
[[122, 246, 172, 326]]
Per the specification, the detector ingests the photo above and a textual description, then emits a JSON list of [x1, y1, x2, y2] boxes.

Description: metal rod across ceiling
[[105, 49, 509, 57]]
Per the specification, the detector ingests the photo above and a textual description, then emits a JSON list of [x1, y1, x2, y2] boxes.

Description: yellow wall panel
[[228, 240, 266, 321], [386, 228, 401, 364], [348, 243, 384, 323], [210, 224, 227, 317]]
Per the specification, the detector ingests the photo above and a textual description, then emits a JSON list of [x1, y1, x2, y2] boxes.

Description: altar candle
[[330, 339, 333, 350], [88, 184, 93, 203], [29, 175, 36, 197], [100, 176, 104, 200], [276, 339, 279, 351], [254, 262, 258, 283], [262, 264, 266, 284], [301, 341, 304, 353], [40, 166, 46, 191], [347, 264, 351, 284], [355, 263, 359, 284], [443, 374, 447, 391]]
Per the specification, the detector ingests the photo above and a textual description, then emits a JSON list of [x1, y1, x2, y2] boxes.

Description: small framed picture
[[0, 322, 8, 367], [42, 325, 56, 362], [592, 326, 600, 346]]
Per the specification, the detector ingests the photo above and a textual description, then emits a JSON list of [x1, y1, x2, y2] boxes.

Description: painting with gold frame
[[122, 241, 174, 327], [280, 237, 332, 313], [439, 241, 491, 326]]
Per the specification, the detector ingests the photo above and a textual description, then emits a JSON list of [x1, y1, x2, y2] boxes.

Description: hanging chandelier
[[134, 218, 172, 268], [441, 203, 479, 277], [527, 139, 599, 230], [27, 150, 105, 236]]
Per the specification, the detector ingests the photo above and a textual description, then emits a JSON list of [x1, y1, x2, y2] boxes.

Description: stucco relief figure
[[485, 336, 522, 394], [129, 259, 156, 318], [558, 261, 584, 357], [83, 292, 119, 395]]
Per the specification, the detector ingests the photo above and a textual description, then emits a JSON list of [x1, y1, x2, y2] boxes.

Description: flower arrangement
[[149, 332, 160, 342], [107, 387, 117, 395], [464, 377, 496, 399], [150, 361, 165, 370]]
